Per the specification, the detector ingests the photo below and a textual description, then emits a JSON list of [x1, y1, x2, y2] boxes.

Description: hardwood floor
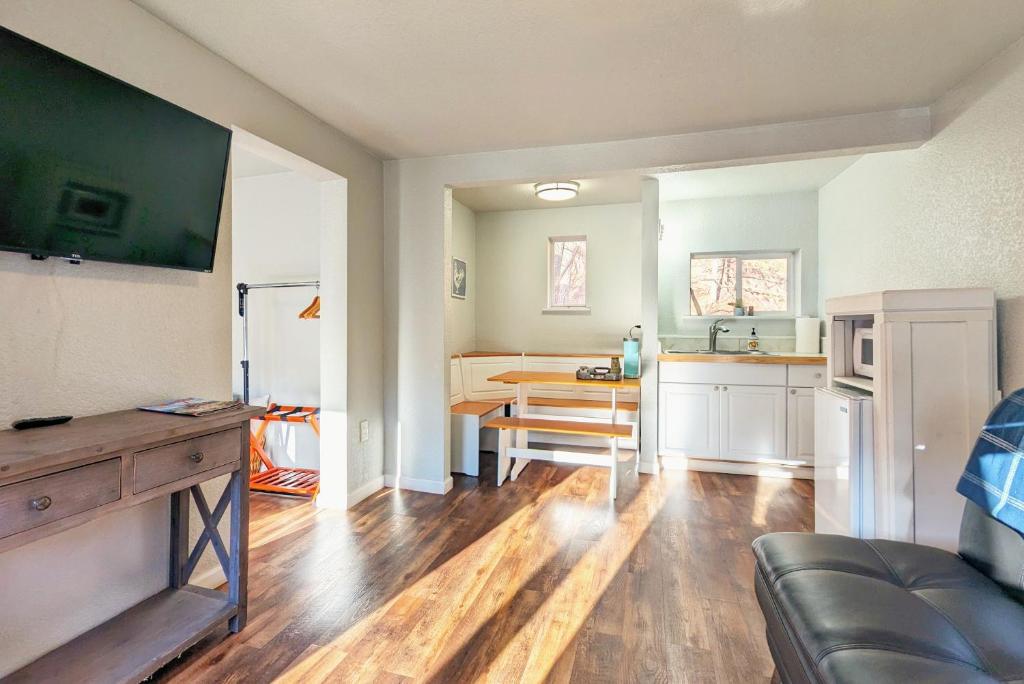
[[154, 458, 812, 683]]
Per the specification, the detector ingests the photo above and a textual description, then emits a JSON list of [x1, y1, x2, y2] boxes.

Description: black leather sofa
[[753, 501, 1024, 683]]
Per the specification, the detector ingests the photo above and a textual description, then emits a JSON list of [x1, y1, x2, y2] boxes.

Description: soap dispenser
[[747, 327, 759, 351]]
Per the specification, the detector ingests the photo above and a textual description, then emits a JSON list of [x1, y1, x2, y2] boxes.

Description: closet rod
[[236, 280, 320, 404], [242, 280, 319, 291]]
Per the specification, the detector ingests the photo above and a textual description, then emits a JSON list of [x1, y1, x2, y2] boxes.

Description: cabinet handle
[[814, 373, 822, 379], [713, 386, 719, 391], [722, 386, 728, 391], [790, 389, 797, 395], [31, 496, 52, 511], [189, 451, 205, 464]]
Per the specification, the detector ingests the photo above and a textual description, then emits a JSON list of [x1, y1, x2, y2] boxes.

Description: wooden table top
[[0, 405, 265, 481], [487, 370, 641, 389]]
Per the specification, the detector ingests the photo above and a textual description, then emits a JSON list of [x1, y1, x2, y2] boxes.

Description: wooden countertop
[[454, 351, 622, 358], [488, 371, 641, 389], [658, 352, 826, 365]]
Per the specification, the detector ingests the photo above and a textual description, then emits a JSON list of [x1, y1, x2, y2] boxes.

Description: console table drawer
[[133, 428, 240, 493], [0, 459, 121, 539]]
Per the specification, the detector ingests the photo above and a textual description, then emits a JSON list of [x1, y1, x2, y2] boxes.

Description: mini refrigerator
[[814, 386, 875, 538]]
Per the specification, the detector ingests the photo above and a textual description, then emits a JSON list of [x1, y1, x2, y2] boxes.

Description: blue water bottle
[[623, 324, 641, 379]]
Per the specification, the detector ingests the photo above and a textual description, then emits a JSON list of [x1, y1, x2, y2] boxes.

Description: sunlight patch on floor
[[274, 470, 590, 681], [272, 468, 663, 683]]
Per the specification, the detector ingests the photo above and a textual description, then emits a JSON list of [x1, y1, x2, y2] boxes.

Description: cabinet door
[[719, 385, 787, 462], [658, 383, 720, 458], [786, 388, 815, 465]]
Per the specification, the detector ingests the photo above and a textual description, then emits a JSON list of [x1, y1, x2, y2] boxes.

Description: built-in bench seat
[[451, 400, 504, 416], [449, 361, 505, 477], [485, 416, 634, 499]]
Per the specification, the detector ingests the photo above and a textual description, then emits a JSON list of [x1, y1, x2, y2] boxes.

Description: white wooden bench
[[484, 416, 635, 500], [450, 357, 503, 476]]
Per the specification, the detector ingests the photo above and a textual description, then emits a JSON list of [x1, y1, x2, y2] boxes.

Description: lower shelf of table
[[7, 586, 236, 684]]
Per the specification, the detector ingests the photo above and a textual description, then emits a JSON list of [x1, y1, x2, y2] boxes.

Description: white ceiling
[[454, 155, 860, 211], [454, 176, 642, 212], [133, 1, 1024, 159], [657, 155, 861, 201], [231, 146, 291, 179]]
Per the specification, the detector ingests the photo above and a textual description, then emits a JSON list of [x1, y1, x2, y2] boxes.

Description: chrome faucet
[[708, 318, 730, 352]]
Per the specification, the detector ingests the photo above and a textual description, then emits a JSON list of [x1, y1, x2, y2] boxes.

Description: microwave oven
[[853, 328, 874, 378]]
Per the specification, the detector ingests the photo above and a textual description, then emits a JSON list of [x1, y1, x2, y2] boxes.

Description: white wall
[[448, 199, 477, 353], [384, 107, 929, 491], [233, 171, 321, 468], [659, 191, 819, 345], [475, 203, 641, 353], [819, 37, 1024, 391], [0, 1, 383, 675]]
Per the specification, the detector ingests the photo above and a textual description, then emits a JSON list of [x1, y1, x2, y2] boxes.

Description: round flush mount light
[[534, 181, 580, 201]]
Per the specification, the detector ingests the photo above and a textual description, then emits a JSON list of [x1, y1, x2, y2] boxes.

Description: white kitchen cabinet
[[719, 385, 787, 462], [658, 362, 821, 471], [658, 383, 719, 458], [786, 387, 815, 464]]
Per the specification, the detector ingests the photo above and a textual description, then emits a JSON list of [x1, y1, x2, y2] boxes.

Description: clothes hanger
[[298, 286, 320, 319]]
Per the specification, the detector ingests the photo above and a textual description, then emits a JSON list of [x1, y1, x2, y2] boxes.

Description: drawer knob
[[189, 451, 205, 464], [31, 496, 52, 511], [791, 389, 797, 395], [815, 373, 822, 379]]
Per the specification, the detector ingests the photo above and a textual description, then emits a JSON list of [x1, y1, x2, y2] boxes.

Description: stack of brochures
[[138, 398, 243, 417]]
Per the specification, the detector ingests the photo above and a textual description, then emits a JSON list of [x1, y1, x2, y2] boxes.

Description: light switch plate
[[359, 419, 369, 443]]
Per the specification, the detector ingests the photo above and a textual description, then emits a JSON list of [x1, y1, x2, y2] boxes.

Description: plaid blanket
[[957, 388, 1024, 536]]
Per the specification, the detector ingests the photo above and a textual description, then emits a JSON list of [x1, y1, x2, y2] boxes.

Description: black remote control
[[12, 416, 73, 430]]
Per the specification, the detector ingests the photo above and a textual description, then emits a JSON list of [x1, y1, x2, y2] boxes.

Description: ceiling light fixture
[[534, 181, 580, 201]]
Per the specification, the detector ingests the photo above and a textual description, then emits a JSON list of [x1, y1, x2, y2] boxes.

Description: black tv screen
[[0, 26, 230, 272]]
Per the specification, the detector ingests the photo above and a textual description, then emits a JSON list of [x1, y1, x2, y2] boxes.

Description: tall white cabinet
[[823, 288, 998, 552]]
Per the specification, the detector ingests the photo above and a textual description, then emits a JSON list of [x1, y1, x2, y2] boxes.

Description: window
[[689, 252, 793, 315], [548, 236, 587, 309]]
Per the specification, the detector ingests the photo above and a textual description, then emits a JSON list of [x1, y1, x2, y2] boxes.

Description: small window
[[548, 236, 587, 308], [690, 252, 793, 315]]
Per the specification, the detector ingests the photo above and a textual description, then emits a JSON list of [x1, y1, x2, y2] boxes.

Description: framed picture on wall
[[452, 257, 467, 299]]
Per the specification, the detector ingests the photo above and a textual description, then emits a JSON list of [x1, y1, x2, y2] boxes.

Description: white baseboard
[[382, 474, 453, 494], [347, 476, 384, 507], [661, 455, 813, 479], [637, 460, 660, 475]]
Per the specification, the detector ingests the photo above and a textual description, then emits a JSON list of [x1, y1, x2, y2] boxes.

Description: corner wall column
[[639, 177, 660, 475]]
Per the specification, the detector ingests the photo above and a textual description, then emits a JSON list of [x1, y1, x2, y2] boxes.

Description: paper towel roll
[[795, 317, 820, 354]]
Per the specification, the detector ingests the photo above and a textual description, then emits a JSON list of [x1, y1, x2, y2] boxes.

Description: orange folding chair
[[249, 403, 321, 498]]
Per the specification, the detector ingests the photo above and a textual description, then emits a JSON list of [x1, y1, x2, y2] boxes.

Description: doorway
[[230, 128, 348, 507]]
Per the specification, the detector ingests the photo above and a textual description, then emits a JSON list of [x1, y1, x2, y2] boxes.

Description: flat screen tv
[[0, 26, 231, 272]]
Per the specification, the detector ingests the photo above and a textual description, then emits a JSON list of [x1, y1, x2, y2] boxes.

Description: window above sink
[[689, 250, 795, 316]]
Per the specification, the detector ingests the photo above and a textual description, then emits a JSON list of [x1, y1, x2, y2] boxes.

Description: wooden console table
[[0, 405, 264, 683]]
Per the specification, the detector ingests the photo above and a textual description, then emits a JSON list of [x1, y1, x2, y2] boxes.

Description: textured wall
[[0, 0, 383, 674], [448, 200, 477, 353], [475, 203, 641, 353], [659, 191, 819, 339], [819, 37, 1024, 390]]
